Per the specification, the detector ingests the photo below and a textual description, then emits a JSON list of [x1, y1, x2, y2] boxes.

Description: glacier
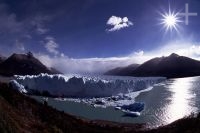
[[13, 74, 166, 97], [9, 80, 27, 93], [11, 74, 166, 116]]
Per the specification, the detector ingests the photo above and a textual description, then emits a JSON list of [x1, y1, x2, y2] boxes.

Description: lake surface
[[32, 76, 200, 127]]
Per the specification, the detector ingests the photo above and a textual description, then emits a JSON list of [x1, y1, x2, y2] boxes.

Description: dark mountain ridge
[[0, 52, 60, 76], [0, 54, 6, 63], [105, 53, 200, 78], [105, 64, 139, 76]]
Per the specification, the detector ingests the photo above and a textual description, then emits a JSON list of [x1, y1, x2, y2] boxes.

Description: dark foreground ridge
[[105, 53, 200, 78], [1, 82, 200, 133], [0, 52, 60, 76]]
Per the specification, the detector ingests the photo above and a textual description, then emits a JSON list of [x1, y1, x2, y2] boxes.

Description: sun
[[160, 8, 181, 32], [164, 15, 177, 26], [162, 13, 178, 31]]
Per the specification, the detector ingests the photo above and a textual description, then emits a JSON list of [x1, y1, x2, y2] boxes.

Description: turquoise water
[[32, 76, 200, 127]]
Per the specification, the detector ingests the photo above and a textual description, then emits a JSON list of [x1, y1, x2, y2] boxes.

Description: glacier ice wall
[[9, 80, 27, 93], [14, 74, 166, 97]]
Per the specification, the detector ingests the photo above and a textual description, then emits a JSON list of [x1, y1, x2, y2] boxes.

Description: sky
[[0, 0, 200, 73]]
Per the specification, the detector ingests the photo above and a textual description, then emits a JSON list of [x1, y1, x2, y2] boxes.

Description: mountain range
[[0, 52, 60, 76], [105, 64, 139, 76], [1, 52, 200, 78], [105, 53, 200, 78]]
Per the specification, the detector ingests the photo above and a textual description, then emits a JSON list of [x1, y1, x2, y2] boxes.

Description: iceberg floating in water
[[13, 74, 166, 97], [122, 111, 141, 117], [117, 102, 145, 112], [115, 102, 144, 117]]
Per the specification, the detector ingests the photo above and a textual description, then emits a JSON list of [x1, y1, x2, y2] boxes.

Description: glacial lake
[[31, 76, 200, 127]]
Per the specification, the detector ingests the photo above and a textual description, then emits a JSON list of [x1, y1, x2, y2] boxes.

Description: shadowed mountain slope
[[106, 53, 200, 78], [0, 52, 60, 76], [105, 64, 139, 76]]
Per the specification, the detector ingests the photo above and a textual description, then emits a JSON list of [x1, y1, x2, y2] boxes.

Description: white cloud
[[35, 41, 200, 74], [130, 41, 200, 61], [35, 51, 149, 74], [134, 50, 144, 56], [37, 27, 49, 34], [144, 41, 200, 58], [106, 16, 133, 32], [35, 39, 200, 74], [44, 36, 59, 55], [158, 43, 200, 59], [60, 53, 65, 57]]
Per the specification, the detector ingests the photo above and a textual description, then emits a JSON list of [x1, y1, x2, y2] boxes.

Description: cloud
[[35, 40, 200, 75], [0, 4, 23, 34], [31, 16, 50, 35], [35, 51, 150, 74], [130, 41, 200, 61], [134, 50, 144, 56], [183, 45, 200, 57], [60, 53, 65, 57], [0, 3, 56, 56], [36, 27, 49, 34], [106, 16, 133, 32], [0, 3, 50, 36], [15, 40, 25, 52], [23, 34, 32, 39], [44, 36, 59, 55], [32, 39, 200, 75], [154, 42, 200, 59]]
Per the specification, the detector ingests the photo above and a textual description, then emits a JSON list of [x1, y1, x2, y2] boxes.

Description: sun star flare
[[160, 8, 181, 32]]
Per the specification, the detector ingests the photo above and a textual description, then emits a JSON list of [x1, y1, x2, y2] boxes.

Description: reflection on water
[[164, 77, 197, 124]]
